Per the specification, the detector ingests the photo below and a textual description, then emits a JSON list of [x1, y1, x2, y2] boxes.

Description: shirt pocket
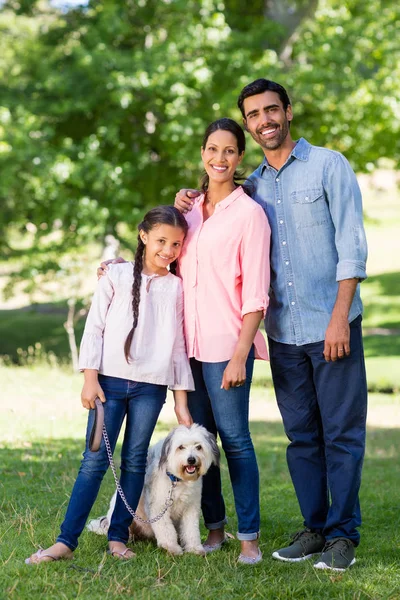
[[290, 187, 329, 228]]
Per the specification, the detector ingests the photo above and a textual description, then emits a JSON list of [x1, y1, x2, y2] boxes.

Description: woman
[[177, 118, 270, 564]]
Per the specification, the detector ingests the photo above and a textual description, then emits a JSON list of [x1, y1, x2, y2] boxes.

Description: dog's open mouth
[[185, 465, 197, 475]]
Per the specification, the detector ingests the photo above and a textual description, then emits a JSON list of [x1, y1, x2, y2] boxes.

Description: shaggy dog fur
[[87, 423, 219, 555]]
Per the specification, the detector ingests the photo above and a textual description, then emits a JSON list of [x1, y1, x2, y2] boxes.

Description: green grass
[[0, 300, 399, 393], [1, 375, 400, 600]]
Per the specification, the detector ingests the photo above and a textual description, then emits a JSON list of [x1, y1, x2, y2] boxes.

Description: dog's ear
[[159, 429, 174, 470], [205, 431, 220, 466]]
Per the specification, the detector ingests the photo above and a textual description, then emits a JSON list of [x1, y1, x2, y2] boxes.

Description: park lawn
[[1, 365, 400, 600]]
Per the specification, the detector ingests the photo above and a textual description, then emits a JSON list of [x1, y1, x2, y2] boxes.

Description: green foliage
[[1, 0, 399, 270]]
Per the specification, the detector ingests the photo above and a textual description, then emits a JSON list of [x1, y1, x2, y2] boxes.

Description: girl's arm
[[173, 390, 193, 427], [79, 270, 115, 407], [81, 369, 106, 410], [221, 311, 263, 390]]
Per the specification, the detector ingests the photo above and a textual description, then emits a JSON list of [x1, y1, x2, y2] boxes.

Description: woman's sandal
[[25, 548, 74, 565], [237, 548, 263, 565], [202, 534, 230, 553]]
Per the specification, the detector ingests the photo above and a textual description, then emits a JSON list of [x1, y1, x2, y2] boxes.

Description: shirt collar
[[199, 186, 244, 212], [260, 137, 311, 174]]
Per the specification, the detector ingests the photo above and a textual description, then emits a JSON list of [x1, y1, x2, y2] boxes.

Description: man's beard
[[256, 119, 290, 151]]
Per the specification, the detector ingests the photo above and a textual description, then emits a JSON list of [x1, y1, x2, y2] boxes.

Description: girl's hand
[[221, 358, 246, 390], [173, 390, 193, 427], [81, 376, 106, 410], [174, 404, 193, 427]]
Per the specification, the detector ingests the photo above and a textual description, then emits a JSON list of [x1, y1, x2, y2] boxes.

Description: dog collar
[[166, 470, 182, 483]]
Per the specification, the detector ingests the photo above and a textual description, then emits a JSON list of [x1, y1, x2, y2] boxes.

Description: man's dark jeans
[[269, 316, 367, 545]]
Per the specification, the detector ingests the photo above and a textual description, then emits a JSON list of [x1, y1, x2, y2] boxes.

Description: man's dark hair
[[237, 79, 291, 118]]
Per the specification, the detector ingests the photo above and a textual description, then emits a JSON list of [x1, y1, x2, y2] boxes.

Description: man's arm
[[322, 153, 367, 361], [324, 278, 359, 362]]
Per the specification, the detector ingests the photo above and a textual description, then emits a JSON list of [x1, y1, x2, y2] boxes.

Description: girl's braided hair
[[124, 205, 188, 362]]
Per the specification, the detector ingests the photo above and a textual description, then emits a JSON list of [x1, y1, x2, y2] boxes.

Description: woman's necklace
[[205, 187, 236, 207]]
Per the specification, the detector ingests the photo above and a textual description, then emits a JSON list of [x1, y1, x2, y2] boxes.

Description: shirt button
[[291, 301, 295, 305], [282, 241, 286, 245], [277, 200, 281, 204], [288, 282, 292, 286], [279, 220, 283, 224], [276, 178, 280, 182], [305, 196, 309, 200], [285, 261, 289, 265]]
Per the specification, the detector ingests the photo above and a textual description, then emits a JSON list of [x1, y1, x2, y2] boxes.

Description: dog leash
[[91, 398, 176, 525]]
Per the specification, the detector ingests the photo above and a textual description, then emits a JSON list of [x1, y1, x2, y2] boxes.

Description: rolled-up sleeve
[[169, 281, 195, 391], [240, 204, 271, 317], [324, 153, 368, 282], [78, 274, 114, 371]]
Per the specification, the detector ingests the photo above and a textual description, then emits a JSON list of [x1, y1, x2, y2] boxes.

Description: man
[[175, 79, 368, 572]]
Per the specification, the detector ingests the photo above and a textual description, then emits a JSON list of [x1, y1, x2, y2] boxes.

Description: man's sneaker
[[314, 537, 356, 572], [272, 528, 326, 562]]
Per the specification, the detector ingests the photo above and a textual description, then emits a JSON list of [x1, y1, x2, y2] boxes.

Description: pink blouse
[[178, 187, 271, 362]]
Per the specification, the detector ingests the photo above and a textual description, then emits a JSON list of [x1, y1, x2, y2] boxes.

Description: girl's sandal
[[25, 548, 74, 565], [107, 547, 136, 560]]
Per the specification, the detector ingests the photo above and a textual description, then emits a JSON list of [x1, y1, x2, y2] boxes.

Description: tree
[[0, 0, 399, 361]]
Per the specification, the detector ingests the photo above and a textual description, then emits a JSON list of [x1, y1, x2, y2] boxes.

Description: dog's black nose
[[187, 456, 196, 465]]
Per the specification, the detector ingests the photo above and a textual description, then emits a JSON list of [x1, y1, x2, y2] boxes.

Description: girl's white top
[[78, 263, 194, 391]]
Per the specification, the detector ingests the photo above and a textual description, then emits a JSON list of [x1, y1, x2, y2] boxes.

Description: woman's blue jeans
[[57, 375, 167, 550], [187, 349, 260, 540]]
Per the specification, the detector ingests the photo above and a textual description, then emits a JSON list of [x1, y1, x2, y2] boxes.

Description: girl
[[177, 118, 271, 564], [25, 205, 194, 564]]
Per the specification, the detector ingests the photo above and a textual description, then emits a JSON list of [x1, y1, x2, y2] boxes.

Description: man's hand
[[174, 189, 201, 214], [323, 315, 350, 362], [221, 358, 246, 390], [97, 257, 126, 279]]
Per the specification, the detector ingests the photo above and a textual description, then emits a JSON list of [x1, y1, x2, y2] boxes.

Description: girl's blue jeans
[[57, 375, 167, 550], [187, 348, 260, 541]]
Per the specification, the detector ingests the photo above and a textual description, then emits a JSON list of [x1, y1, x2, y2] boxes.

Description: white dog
[[87, 423, 219, 555]]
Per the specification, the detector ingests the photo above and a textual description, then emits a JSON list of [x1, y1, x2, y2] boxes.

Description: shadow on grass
[[0, 302, 86, 362], [2, 421, 399, 519], [363, 334, 400, 359], [363, 271, 400, 331]]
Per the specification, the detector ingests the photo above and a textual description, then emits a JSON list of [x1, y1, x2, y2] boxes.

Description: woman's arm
[[221, 204, 271, 390], [221, 311, 263, 390]]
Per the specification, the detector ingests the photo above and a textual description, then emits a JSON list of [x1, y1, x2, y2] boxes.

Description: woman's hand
[[81, 370, 106, 409], [174, 189, 200, 214], [221, 358, 246, 390], [97, 257, 127, 279]]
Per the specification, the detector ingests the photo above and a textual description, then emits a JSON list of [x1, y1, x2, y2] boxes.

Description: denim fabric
[[268, 316, 367, 545], [57, 375, 167, 550], [248, 138, 368, 345], [187, 348, 260, 540]]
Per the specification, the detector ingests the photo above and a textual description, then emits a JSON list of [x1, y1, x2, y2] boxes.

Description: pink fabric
[[178, 187, 271, 362]]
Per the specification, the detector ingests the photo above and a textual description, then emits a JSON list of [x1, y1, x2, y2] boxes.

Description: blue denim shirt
[[248, 137, 368, 345]]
